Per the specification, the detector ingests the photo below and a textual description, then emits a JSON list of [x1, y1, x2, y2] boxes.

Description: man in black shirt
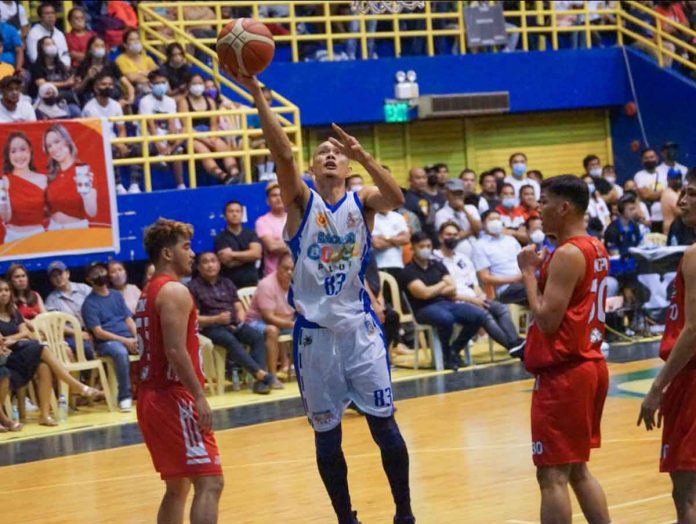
[[403, 167, 445, 244], [399, 232, 486, 370], [214, 200, 263, 288], [668, 215, 696, 246]]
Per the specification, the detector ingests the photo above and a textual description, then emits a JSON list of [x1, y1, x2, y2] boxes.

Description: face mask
[[189, 84, 205, 97], [486, 219, 504, 236], [111, 273, 127, 287], [44, 45, 58, 57], [92, 48, 106, 58], [43, 96, 58, 106], [351, 184, 363, 192], [128, 42, 143, 54], [91, 273, 109, 287], [427, 173, 438, 186], [204, 88, 218, 100], [530, 229, 546, 244], [589, 167, 602, 178], [502, 197, 517, 209], [643, 160, 657, 172], [512, 162, 526, 178], [604, 175, 616, 185], [443, 237, 459, 250], [587, 184, 596, 194], [97, 87, 114, 98], [151, 82, 168, 97], [416, 248, 432, 260]]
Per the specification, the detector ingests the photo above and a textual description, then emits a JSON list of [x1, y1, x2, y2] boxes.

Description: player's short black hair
[[224, 200, 243, 212], [410, 231, 431, 245], [541, 175, 590, 214], [618, 193, 637, 215], [583, 154, 600, 170]]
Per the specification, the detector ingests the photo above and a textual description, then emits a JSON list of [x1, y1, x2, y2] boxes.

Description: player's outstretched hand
[[224, 64, 260, 93], [517, 245, 547, 273], [195, 394, 214, 434], [637, 385, 663, 431], [329, 123, 370, 164]]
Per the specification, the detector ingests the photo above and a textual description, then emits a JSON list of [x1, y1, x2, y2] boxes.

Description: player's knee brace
[[314, 424, 343, 459], [366, 415, 406, 450]]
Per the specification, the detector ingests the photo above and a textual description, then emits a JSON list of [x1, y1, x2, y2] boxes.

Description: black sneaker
[[394, 516, 416, 524], [508, 338, 526, 360], [252, 379, 271, 395], [351, 511, 361, 524]]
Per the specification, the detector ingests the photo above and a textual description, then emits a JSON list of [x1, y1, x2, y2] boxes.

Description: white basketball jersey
[[285, 189, 371, 332]]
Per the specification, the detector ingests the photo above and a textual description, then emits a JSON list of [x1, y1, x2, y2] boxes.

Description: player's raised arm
[[157, 281, 212, 433], [330, 124, 404, 212]]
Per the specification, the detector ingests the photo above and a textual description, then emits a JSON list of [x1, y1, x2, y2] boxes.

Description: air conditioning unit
[[418, 92, 510, 118]]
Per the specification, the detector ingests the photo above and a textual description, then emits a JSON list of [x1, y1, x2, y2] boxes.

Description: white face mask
[[604, 175, 616, 185], [486, 219, 504, 236], [189, 84, 205, 97], [416, 248, 432, 260], [44, 45, 58, 57], [530, 229, 546, 244], [128, 42, 143, 54], [589, 167, 602, 178], [92, 48, 106, 58]]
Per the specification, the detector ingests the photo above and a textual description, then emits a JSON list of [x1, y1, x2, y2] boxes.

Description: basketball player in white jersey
[[230, 72, 414, 524]]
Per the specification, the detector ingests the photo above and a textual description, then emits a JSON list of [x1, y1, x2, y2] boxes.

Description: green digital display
[[384, 101, 410, 123]]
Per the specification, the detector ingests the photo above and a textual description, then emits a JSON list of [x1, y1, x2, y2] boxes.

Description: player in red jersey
[[638, 169, 696, 523], [517, 175, 611, 524], [135, 218, 223, 524]]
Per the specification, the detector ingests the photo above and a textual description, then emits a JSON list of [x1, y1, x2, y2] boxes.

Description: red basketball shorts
[[531, 359, 609, 467], [660, 368, 696, 472], [137, 386, 222, 479]]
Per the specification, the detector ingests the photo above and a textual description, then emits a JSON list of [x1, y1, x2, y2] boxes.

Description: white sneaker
[[116, 183, 128, 195], [24, 397, 38, 412], [118, 398, 133, 412], [176, 183, 186, 190], [128, 183, 141, 194]]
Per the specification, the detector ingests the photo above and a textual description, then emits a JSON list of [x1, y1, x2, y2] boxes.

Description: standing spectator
[[519, 184, 541, 221], [214, 200, 262, 288], [34, 82, 74, 120], [604, 193, 643, 303], [474, 210, 526, 305], [26, 3, 71, 67], [583, 154, 617, 204], [188, 252, 277, 393], [624, 180, 652, 233], [659, 141, 688, 180], [505, 152, 541, 199], [6, 263, 45, 330], [434, 178, 482, 256], [403, 167, 444, 242], [0, 18, 23, 72], [65, 6, 95, 68], [245, 252, 295, 381], [82, 261, 137, 412], [108, 261, 141, 314], [372, 207, 410, 276], [0, 1, 29, 39], [0, 75, 35, 122], [399, 231, 486, 370], [44, 260, 95, 359], [82, 71, 140, 194], [345, 174, 363, 192], [75, 36, 134, 106], [255, 182, 288, 277], [459, 168, 489, 213], [634, 148, 667, 232], [479, 171, 501, 210], [115, 28, 157, 96], [160, 42, 191, 98], [526, 169, 544, 185], [602, 164, 623, 202], [29, 36, 78, 107], [661, 167, 684, 235]]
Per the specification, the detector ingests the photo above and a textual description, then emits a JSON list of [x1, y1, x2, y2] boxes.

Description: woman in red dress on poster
[[42, 123, 98, 231], [0, 132, 48, 243]]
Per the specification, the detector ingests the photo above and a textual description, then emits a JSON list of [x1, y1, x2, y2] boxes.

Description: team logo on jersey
[[302, 334, 313, 347], [316, 212, 328, 228], [346, 212, 358, 229], [364, 317, 376, 335], [590, 328, 603, 344]]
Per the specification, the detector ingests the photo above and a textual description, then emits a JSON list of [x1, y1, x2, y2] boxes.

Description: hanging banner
[[0, 118, 119, 262]]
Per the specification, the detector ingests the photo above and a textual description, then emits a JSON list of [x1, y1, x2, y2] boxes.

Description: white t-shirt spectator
[[82, 98, 124, 140], [138, 93, 180, 134], [634, 168, 668, 221], [434, 202, 480, 235], [587, 195, 611, 231], [503, 176, 541, 200], [473, 233, 522, 295], [433, 249, 478, 299], [658, 161, 688, 180], [26, 23, 71, 67], [0, 2, 28, 28], [372, 211, 408, 269], [0, 99, 36, 122]]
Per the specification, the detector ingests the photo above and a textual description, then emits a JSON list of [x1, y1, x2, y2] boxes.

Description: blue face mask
[[588, 184, 596, 194], [151, 82, 168, 98], [512, 162, 526, 178], [502, 197, 517, 209]]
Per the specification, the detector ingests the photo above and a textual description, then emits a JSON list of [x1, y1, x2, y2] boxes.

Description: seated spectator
[[245, 252, 295, 381], [624, 0, 676, 67], [0, 0, 29, 39], [345, 173, 363, 192], [372, 205, 410, 276], [203, 78, 249, 149], [583, 154, 617, 205], [634, 148, 666, 232], [661, 167, 683, 234], [459, 168, 488, 213], [623, 180, 652, 233], [474, 210, 526, 305], [602, 164, 623, 202], [6, 263, 44, 330], [582, 174, 611, 231], [399, 231, 486, 370], [177, 73, 240, 183], [108, 261, 141, 314], [255, 182, 288, 276], [434, 178, 482, 256], [138, 69, 185, 189], [161, 42, 191, 98], [0, 341, 19, 431], [75, 36, 134, 106], [505, 151, 540, 199], [519, 184, 540, 221], [526, 216, 554, 251], [0, 277, 101, 426], [527, 169, 544, 185], [490, 166, 507, 182], [248, 86, 277, 181], [434, 222, 524, 357], [496, 182, 529, 244], [115, 28, 157, 96], [0, 16, 23, 73], [215, 200, 262, 288], [82, 71, 140, 194], [26, 3, 70, 67], [604, 193, 643, 303], [65, 6, 96, 68], [188, 252, 278, 393], [45, 260, 95, 359], [30, 36, 78, 106], [479, 171, 501, 210], [34, 82, 76, 120], [81, 261, 137, 412], [0, 34, 14, 80], [403, 167, 444, 242], [183, 5, 217, 43], [0, 75, 35, 122]]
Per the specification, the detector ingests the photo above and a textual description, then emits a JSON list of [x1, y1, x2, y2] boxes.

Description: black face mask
[[43, 96, 58, 106], [427, 173, 438, 187], [91, 274, 109, 287], [443, 237, 459, 250], [643, 160, 658, 171], [97, 87, 113, 98]]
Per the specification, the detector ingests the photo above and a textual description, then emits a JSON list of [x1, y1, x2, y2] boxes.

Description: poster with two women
[[0, 118, 119, 262]]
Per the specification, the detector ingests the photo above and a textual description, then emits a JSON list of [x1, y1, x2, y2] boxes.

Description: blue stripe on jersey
[[325, 191, 349, 213], [286, 190, 315, 262], [352, 191, 373, 313]]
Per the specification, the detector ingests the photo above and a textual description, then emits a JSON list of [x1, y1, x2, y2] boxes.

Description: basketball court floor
[[0, 344, 676, 523]]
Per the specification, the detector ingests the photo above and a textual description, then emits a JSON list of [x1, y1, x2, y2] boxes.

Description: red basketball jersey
[[525, 236, 610, 373], [659, 260, 692, 365], [135, 274, 204, 389]]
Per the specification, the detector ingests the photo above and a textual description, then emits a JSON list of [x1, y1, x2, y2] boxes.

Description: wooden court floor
[[0, 359, 677, 524]]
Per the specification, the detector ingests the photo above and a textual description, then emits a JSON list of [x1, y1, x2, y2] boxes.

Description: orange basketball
[[216, 18, 275, 76]]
